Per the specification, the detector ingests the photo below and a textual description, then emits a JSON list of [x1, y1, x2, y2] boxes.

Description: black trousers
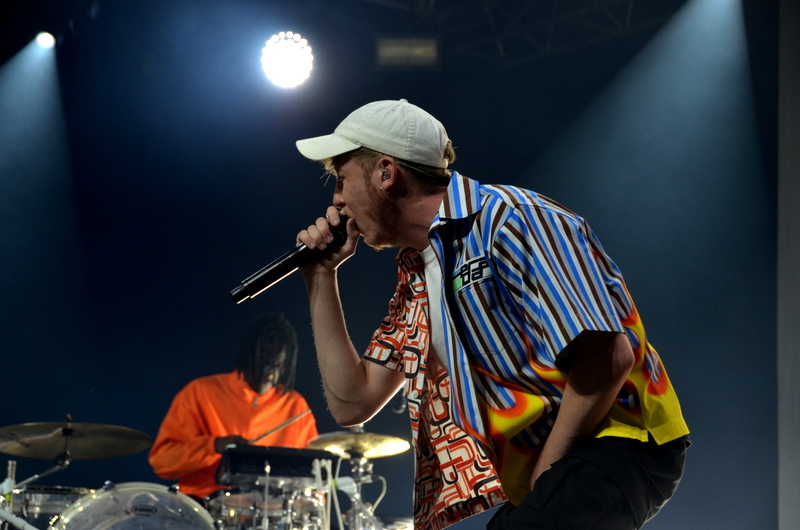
[[487, 435, 690, 530]]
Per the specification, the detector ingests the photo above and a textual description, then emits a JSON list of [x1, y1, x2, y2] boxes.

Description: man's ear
[[377, 156, 398, 189]]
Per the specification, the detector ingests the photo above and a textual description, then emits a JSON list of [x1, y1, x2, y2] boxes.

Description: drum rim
[[52, 481, 215, 528], [14, 485, 94, 495]]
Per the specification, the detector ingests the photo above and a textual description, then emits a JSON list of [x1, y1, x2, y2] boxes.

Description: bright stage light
[[36, 32, 56, 49], [261, 31, 313, 88]]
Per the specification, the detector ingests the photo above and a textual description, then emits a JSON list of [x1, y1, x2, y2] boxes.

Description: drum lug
[[102, 480, 116, 490]]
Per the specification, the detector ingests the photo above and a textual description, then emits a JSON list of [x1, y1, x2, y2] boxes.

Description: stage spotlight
[[36, 32, 56, 49], [261, 31, 313, 88]]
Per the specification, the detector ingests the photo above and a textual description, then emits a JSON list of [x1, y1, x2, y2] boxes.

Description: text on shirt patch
[[451, 257, 489, 292]]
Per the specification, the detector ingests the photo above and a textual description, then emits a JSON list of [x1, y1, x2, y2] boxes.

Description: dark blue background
[[0, 1, 778, 528]]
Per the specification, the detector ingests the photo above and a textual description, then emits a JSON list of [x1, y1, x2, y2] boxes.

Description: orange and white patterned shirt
[[365, 248, 506, 530]]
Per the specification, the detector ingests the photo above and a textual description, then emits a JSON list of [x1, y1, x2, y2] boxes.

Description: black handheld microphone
[[230, 215, 349, 304]]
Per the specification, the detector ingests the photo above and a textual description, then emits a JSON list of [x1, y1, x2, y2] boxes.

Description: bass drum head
[[50, 481, 215, 530]]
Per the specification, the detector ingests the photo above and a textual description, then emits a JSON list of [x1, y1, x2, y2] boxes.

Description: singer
[[291, 100, 690, 530]]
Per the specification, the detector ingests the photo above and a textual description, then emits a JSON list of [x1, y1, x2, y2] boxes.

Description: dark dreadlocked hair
[[234, 312, 298, 392]]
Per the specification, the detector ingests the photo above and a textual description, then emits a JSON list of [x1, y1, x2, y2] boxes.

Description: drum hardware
[[0, 459, 33, 530], [0, 507, 38, 530], [306, 430, 410, 460], [0, 418, 152, 461], [216, 446, 339, 486], [211, 446, 337, 530], [333, 456, 386, 530], [377, 516, 413, 530], [11, 453, 72, 495], [2, 461, 16, 512], [261, 461, 270, 530], [7, 486, 93, 529], [0, 421, 409, 530], [0, 417, 153, 530], [310, 426, 409, 530], [1, 460, 47, 530]]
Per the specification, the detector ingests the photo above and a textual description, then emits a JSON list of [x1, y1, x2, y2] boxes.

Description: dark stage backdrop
[[0, 0, 778, 528]]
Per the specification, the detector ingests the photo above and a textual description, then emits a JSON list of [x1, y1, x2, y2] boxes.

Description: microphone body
[[231, 216, 349, 304]]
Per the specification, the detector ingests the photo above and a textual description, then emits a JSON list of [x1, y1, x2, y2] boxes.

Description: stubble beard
[[363, 179, 402, 251]]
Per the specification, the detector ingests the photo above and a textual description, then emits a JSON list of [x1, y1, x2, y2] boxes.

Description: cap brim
[[295, 134, 361, 161]]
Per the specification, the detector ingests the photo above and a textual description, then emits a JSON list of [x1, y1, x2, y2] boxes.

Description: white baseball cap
[[296, 99, 451, 168]]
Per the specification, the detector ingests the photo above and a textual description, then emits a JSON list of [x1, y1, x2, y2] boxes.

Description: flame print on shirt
[[621, 299, 670, 397]]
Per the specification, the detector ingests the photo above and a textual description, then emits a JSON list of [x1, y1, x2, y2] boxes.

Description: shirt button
[[409, 390, 419, 399]]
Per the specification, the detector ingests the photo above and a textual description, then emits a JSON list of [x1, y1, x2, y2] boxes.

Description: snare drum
[[49, 481, 215, 529], [207, 476, 328, 530], [10, 485, 92, 527]]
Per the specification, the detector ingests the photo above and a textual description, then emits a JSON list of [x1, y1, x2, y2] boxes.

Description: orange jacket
[[148, 371, 318, 499]]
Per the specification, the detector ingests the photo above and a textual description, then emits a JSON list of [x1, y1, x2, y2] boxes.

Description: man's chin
[[363, 235, 396, 252]]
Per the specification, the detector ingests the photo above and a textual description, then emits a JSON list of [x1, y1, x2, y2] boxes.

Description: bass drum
[[49, 482, 215, 530]]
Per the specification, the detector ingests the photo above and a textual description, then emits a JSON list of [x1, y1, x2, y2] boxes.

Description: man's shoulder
[[445, 173, 540, 219], [280, 388, 312, 406], [476, 181, 583, 225], [480, 181, 542, 208], [182, 371, 236, 392]]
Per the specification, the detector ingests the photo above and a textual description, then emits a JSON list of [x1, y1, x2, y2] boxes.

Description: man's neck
[[399, 190, 447, 250]]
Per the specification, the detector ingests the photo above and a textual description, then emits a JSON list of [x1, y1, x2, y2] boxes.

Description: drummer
[[148, 313, 319, 500]]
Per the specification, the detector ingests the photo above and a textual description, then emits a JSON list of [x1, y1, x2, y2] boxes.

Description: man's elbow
[[329, 402, 380, 428], [613, 333, 636, 380]]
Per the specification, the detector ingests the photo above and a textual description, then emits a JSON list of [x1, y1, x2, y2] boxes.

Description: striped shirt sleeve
[[490, 196, 625, 365]]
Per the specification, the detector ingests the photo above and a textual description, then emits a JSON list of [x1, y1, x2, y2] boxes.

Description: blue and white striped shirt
[[367, 172, 688, 508]]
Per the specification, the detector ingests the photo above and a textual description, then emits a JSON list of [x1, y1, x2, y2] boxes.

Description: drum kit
[[0, 419, 411, 530]]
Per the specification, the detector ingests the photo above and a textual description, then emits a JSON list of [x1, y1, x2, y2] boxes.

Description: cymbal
[[308, 431, 410, 459], [0, 422, 152, 460]]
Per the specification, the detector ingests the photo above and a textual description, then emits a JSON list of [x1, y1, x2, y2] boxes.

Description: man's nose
[[333, 191, 346, 208]]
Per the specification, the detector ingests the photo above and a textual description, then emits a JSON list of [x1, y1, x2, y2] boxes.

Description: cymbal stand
[[0, 460, 42, 530], [342, 455, 383, 530], [12, 453, 71, 492], [0, 507, 40, 530], [260, 461, 271, 530], [8, 415, 74, 493]]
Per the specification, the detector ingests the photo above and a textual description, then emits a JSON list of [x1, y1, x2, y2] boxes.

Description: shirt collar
[[395, 172, 483, 271], [232, 371, 278, 400], [437, 171, 483, 222]]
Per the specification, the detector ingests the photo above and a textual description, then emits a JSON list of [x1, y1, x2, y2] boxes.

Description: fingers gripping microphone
[[230, 216, 349, 304]]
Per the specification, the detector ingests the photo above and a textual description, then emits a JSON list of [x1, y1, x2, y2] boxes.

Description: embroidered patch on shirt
[[451, 257, 489, 292]]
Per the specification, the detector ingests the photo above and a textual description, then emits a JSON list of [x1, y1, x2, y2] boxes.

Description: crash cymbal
[[308, 431, 410, 459], [0, 422, 152, 460]]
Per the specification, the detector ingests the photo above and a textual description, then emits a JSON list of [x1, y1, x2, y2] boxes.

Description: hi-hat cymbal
[[308, 431, 410, 459], [0, 422, 152, 460]]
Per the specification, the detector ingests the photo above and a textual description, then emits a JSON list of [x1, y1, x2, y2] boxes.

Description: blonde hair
[[323, 144, 455, 189]]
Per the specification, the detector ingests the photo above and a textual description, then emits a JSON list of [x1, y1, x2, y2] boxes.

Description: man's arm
[[530, 330, 635, 488], [148, 389, 225, 479], [305, 267, 405, 426], [298, 212, 405, 427]]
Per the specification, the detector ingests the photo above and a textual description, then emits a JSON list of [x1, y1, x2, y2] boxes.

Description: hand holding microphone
[[230, 211, 354, 304]]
